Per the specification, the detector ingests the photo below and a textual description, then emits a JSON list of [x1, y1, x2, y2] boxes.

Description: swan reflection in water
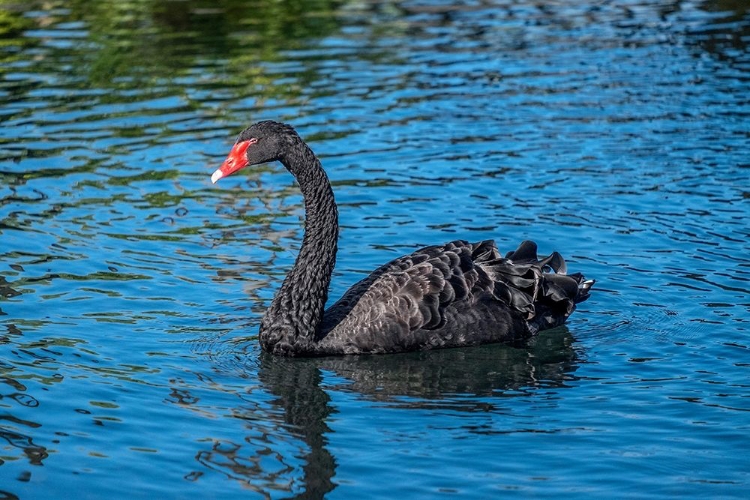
[[196, 328, 581, 497]]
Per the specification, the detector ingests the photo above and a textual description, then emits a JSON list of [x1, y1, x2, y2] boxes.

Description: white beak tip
[[211, 169, 224, 184]]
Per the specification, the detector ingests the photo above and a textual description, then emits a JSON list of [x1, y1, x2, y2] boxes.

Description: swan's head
[[211, 121, 297, 183]]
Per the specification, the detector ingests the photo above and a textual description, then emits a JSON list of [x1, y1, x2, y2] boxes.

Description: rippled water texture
[[1, 0, 749, 498]]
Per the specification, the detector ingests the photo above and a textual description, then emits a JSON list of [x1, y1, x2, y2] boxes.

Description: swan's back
[[314, 239, 592, 355]]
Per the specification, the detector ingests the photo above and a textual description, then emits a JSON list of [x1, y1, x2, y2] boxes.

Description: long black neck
[[259, 135, 338, 355]]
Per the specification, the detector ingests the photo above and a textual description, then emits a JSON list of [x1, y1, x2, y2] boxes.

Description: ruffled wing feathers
[[323, 239, 592, 340]]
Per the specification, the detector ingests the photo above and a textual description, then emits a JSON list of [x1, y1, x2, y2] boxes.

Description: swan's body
[[212, 121, 593, 357]]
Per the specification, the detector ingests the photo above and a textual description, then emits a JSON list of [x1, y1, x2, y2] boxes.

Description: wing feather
[[319, 239, 589, 352]]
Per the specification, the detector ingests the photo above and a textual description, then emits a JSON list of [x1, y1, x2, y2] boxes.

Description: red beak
[[211, 139, 254, 183]]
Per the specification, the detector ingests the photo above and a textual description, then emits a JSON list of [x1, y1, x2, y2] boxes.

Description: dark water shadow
[[246, 329, 581, 498], [694, 0, 749, 63]]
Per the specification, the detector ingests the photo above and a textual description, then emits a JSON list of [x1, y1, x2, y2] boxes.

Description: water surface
[[1, 0, 749, 498]]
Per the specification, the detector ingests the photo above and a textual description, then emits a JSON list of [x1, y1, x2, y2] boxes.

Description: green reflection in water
[[4, 0, 345, 95]]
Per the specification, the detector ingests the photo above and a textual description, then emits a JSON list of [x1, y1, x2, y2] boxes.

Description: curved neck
[[260, 137, 338, 354]]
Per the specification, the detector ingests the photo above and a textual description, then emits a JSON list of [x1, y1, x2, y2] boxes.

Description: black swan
[[212, 121, 594, 357]]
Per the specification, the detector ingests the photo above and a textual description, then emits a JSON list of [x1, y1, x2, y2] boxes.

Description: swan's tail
[[571, 274, 595, 304], [493, 240, 595, 334]]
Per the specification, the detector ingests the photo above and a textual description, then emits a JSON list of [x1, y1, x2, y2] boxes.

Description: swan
[[211, 121, 594, 356]]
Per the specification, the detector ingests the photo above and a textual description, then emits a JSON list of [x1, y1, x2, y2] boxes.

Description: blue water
[[1, 0, 749, 498]]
